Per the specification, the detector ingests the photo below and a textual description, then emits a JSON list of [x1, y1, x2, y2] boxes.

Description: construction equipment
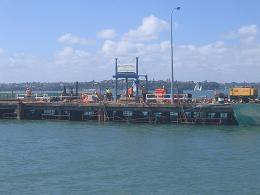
[[229, 87, 258, 102]]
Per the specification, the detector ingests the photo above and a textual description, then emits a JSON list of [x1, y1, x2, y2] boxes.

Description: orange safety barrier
[[155, 88, 166, 94], [155, 88, 166, 99], [154, 88, 167, 103]]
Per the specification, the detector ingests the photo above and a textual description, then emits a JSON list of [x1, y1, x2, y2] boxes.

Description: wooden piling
[[16, 101, 24, 120]]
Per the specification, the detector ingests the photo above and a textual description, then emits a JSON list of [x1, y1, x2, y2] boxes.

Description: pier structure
[[0, 57, 238, 126], [0, 100, 238, 125]]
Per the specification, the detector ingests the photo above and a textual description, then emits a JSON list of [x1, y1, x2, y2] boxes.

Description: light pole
[[171, 7, 181, 104]]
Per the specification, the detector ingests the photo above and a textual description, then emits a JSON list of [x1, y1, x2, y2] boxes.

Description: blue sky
[[0, 0, 260, 82]]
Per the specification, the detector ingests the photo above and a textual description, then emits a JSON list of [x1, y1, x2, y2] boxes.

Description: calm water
[[0, 121, 260, 194]]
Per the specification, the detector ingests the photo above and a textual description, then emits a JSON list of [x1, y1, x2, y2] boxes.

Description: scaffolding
[[113, 57, 148, 102]]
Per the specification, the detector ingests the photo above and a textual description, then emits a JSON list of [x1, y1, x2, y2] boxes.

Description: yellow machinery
[[229, 87, 258, 102]]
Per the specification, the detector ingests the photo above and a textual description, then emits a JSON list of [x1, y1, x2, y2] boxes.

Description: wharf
[[0, 100, 237, 125]]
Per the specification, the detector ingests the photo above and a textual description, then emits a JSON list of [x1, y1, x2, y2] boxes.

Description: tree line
[[0, 80, 258, 92]]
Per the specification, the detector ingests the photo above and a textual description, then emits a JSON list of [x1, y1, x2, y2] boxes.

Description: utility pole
[[170, 7, 181, 104]]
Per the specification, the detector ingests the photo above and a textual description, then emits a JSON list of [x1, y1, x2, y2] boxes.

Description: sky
[[0, 0, 260, 83]]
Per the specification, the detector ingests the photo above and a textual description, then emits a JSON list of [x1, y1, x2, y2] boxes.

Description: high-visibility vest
[[128, 88, 133, 95]]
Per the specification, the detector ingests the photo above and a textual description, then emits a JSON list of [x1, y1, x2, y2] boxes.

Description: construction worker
[[162, 85, 167, 94], [141, 86, 147, 103], [25, 88, 32, 98], [128, 87, 133, 97], [105, 88, 112, 101]]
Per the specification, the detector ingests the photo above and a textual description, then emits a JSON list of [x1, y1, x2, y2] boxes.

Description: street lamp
[[171, 7, 181, 104]]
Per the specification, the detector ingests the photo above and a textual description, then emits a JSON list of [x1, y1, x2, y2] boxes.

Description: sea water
[[0, 121, 259, 194]]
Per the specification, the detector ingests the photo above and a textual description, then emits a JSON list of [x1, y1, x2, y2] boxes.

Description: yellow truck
[[229, 87, 258, 102]]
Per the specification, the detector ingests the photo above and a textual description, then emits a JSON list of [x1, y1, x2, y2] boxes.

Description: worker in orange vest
[[141, 86, 147, 102], [128, 87, 133, 97]]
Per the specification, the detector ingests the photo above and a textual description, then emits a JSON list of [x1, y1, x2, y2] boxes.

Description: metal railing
[[146, 94, 172, 100], [146, 94, 191, 101]]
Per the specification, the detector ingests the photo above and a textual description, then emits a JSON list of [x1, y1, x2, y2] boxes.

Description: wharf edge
[[0, 100, 238, 125]]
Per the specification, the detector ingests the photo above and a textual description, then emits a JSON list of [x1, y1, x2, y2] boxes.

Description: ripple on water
[[0, 121, 260, 194]]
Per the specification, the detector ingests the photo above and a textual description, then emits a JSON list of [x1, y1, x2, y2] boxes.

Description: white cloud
[[0, 52, 38, 70], [122, 15, 168, 42], [101, 40, 142, 57], [57, 33, 93, 45], [238, 25, 258, 36], [236, 25, 259, 43], [99, 23, 260, 82], [223, 24, 258, 43], [98, 29, 117, 39], [53, 46, 115, 81], [101, 15, 169, 57], [1, 18, 260, 82], [0, 51, 47, 82], [0, 48, 4, 54], [173, 39, 260, 81], [101, 40, 116, 55], [55, 46, 91, 65]]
